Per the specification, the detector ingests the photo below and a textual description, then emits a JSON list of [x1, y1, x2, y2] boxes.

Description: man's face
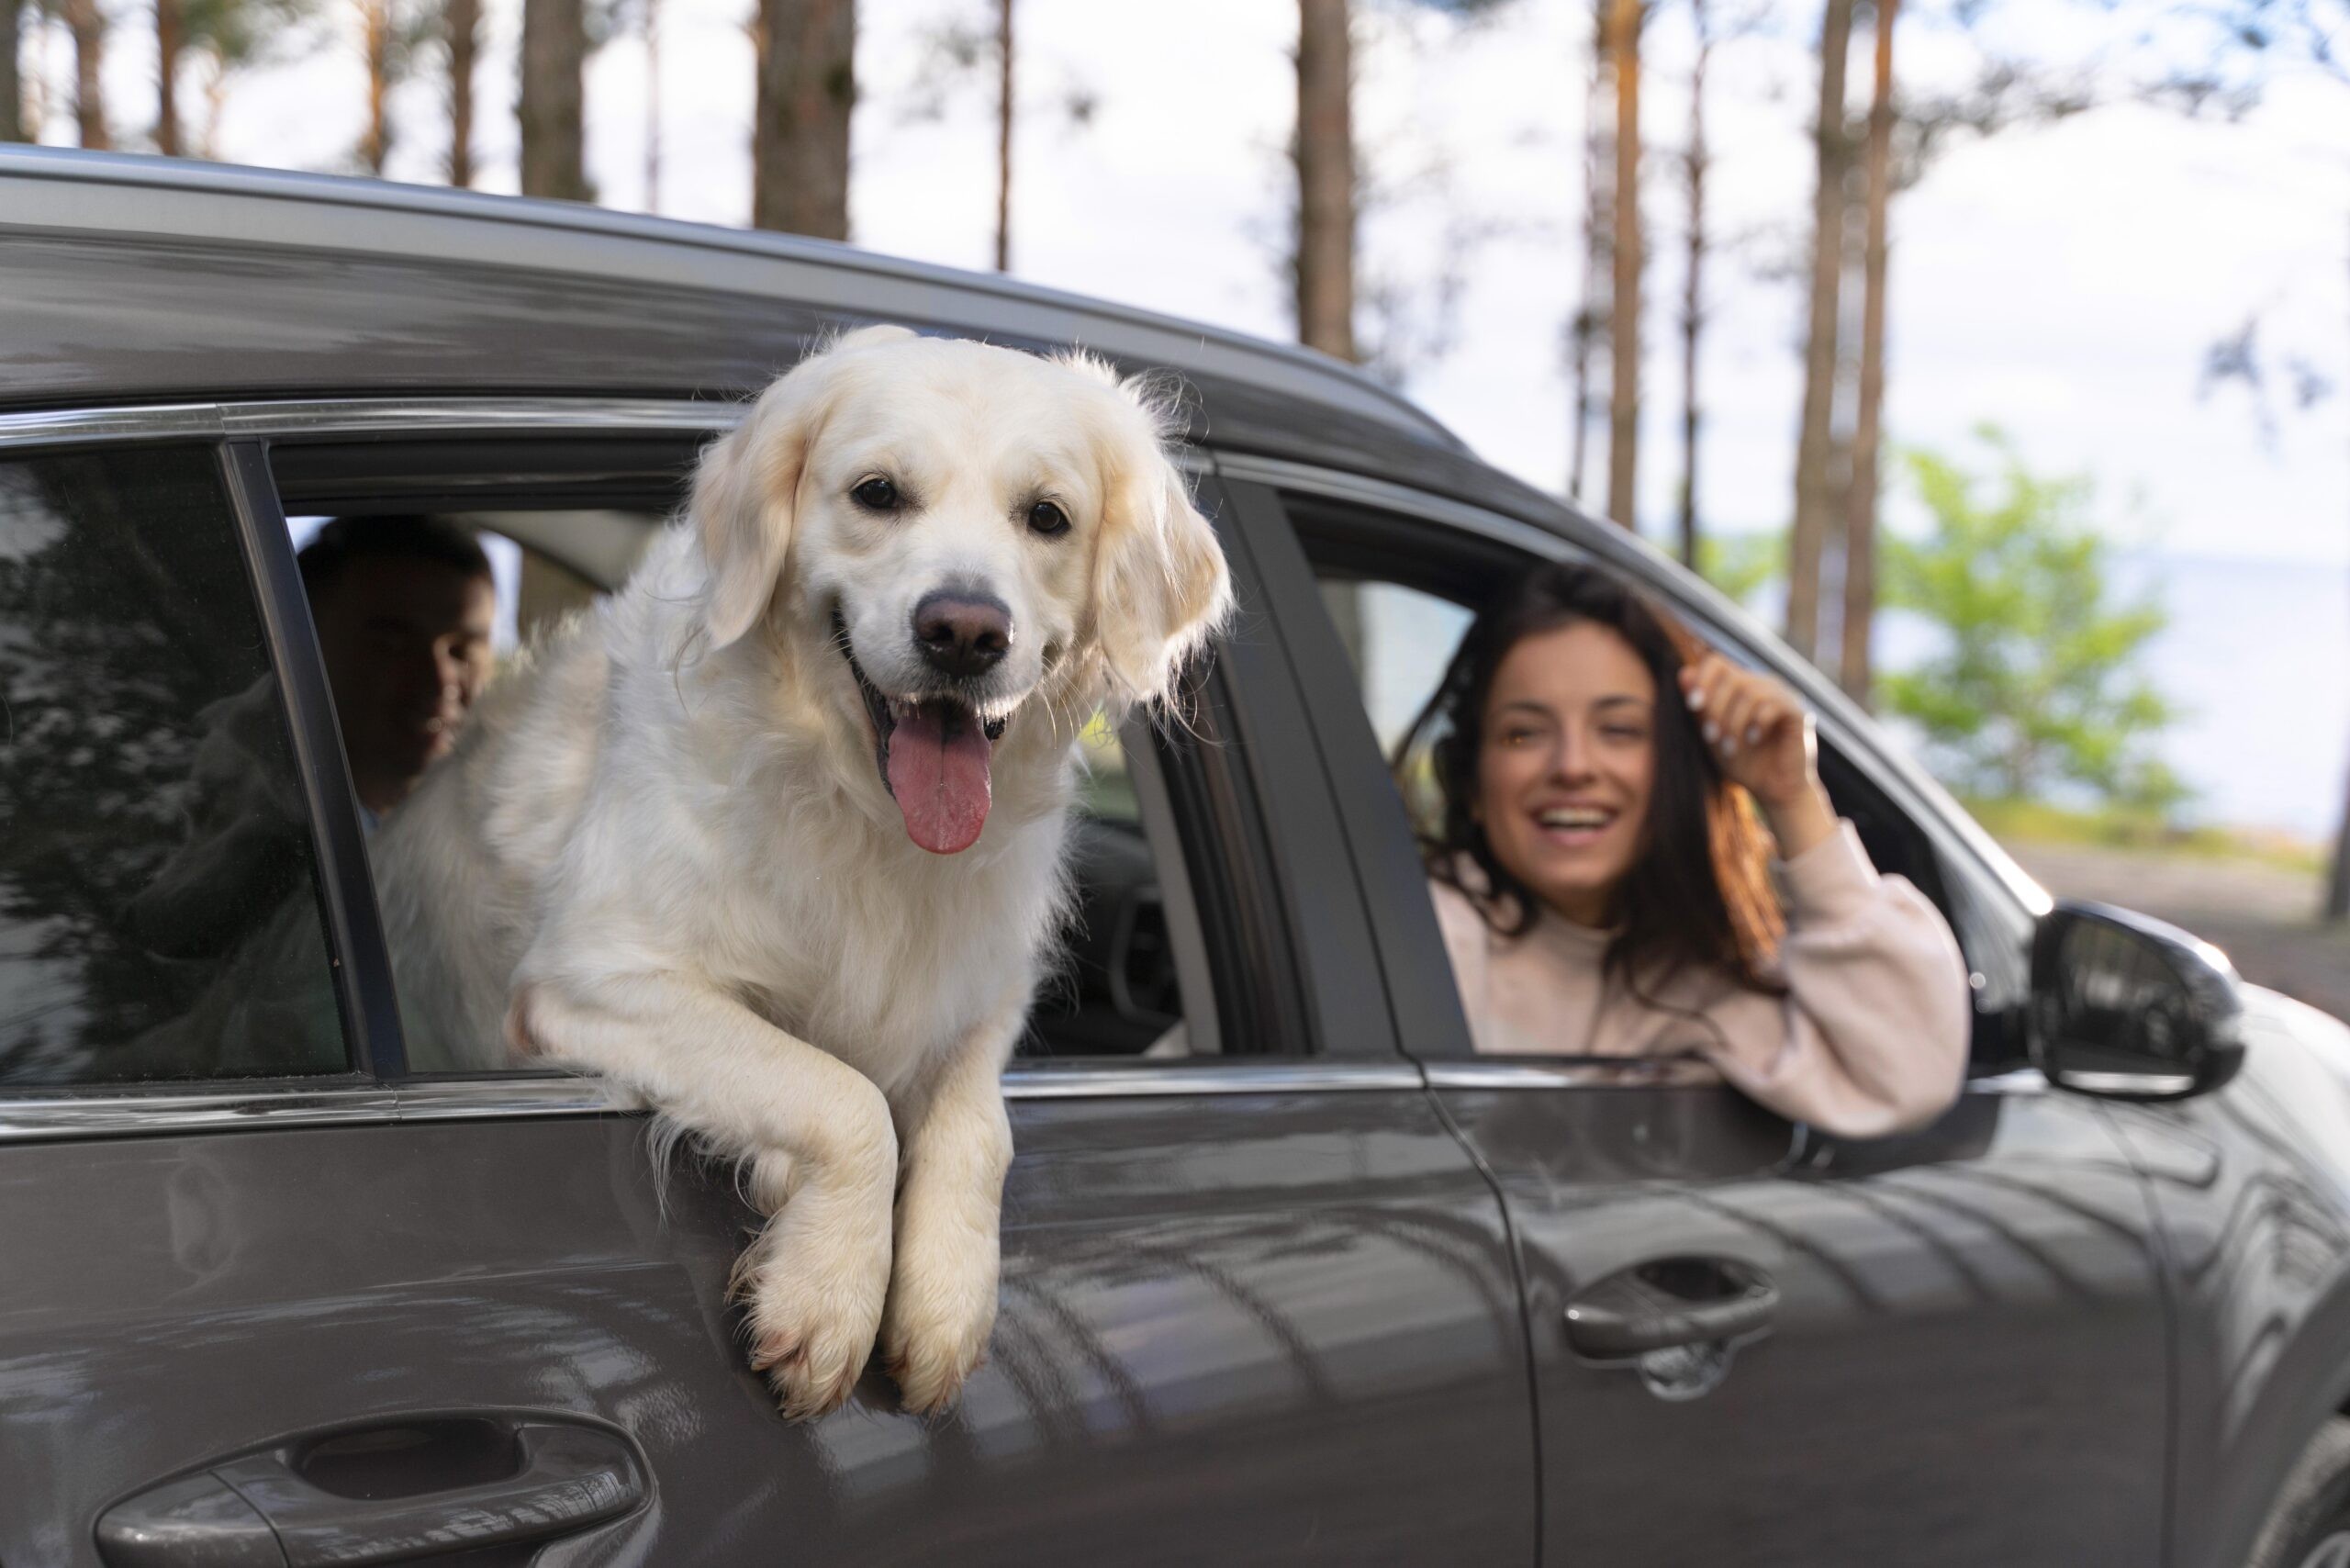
[[311, 556, 496, 811]]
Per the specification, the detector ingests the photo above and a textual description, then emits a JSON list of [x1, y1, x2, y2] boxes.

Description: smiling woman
[[1399, 561, 1972, 1138]]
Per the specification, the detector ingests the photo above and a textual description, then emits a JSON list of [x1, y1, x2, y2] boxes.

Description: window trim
[[0, 398, 1404, 1131], [0, 1059, 1428, 1144]]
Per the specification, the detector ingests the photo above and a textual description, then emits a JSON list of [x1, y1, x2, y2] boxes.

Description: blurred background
[[1, 0, 2344, 1014]]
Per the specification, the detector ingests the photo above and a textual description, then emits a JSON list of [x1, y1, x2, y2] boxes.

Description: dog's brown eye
[[851, 476, 901, 512], [1026, 499, 1069, 537]]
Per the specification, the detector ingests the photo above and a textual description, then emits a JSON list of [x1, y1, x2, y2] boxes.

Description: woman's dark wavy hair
[[1397, 562, 1785, 996]]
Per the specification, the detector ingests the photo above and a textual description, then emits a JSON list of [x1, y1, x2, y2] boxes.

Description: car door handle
[[95, 1416, 644, 1567], [1562, 1255, 1779, 1360]]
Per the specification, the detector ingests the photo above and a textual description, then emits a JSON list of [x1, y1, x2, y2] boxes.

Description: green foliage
[[1695, 530, 1783, 610], [1879, 427, 2187, 815], [182, 0, 325, 74]]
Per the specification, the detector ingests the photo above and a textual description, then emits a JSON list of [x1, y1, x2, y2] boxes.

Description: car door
[[0, 409, 1538, 1567], [1225, 458, 2178, 1568]]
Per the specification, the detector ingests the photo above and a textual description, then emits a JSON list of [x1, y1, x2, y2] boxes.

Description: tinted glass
[[0, 447, 345, 1085]]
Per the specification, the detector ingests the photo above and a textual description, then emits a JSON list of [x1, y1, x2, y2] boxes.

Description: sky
[[17, 0, 2350, 828]]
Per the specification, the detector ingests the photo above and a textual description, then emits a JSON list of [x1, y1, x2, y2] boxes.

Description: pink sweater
[[1427, 822, 1971, 1137]]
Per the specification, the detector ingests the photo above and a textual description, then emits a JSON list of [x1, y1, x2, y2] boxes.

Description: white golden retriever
[[370, 325, 1231, 1417]]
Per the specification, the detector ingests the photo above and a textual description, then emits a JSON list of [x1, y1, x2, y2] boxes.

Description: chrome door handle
[[1562, 1255, 1778, 1360], [95, 1416, 644, 1566]]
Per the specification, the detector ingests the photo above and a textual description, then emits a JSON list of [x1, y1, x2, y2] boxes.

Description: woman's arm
[[1679, 654, 1972, 1136]]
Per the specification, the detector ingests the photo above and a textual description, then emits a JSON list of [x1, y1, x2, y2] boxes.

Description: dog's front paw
[[879, 1215, 1002, 1416], [735, 1211, 892, 1422]]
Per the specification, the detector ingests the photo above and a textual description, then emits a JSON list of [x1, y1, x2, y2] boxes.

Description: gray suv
[[5, 147, 2350, 1568]]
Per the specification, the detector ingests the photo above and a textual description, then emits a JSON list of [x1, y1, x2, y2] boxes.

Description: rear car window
[[0, 447, 347, 1085]]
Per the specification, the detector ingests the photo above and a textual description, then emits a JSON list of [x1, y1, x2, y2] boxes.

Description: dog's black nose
[[912, 591, 1013, 678]]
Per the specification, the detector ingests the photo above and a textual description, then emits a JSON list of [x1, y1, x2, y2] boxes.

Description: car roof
[[0, 149, 1502, 480]]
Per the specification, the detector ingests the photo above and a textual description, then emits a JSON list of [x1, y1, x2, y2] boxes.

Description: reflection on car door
[[1241, 471, 2177, 1567], [0, 439, 1539, 1567]]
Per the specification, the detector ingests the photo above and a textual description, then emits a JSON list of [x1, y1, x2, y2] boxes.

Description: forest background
[[2, 0, 2345, 1013]]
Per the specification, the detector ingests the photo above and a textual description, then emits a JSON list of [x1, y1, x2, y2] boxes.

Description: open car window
[[267, 443, 1238, 1070], [1291, 489, 2014, 1071]]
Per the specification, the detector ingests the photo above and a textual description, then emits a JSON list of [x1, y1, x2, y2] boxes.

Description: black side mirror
[[2030, 901, 2247, 1101]]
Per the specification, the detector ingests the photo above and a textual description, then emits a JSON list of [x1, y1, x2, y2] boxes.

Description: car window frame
[[0, 400, 1432, 1144], [267, 419, 1370, 1072], [1221, 448, 2045, 1073]]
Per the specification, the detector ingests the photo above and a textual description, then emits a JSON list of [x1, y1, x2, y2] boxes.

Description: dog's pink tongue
[[886, 703, 993, 854]]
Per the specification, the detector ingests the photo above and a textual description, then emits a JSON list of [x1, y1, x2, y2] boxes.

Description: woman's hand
[[1677, 654, 1839, 860]]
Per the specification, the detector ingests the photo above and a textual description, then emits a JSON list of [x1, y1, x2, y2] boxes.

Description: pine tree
[[1785, 0, 1855, 662], [751, 0, 854, 239]]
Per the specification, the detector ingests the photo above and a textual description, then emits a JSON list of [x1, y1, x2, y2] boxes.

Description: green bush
[[1880, 428, 2187, 817]]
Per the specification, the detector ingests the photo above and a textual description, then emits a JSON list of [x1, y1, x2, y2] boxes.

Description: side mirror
[[2030, 901, 2247, 1101]]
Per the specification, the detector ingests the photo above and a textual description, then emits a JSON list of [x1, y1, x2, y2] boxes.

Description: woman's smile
[[1478, 620, 1660, 927]]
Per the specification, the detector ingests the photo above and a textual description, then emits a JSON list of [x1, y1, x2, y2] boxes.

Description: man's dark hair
[[296, 515, 494, 602]]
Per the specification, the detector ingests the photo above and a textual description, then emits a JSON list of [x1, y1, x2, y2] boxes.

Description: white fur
[[370, 327, 1231, 1417]]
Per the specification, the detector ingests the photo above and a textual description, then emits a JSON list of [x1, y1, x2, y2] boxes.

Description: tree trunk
[[1840, 0, 1895, 705], [993, 0, 1013, 271], [2, 0, 24, 142], [520, 0, 589, 201], [641, 0, 658, 209], [1566, 0, 1610, 506], [1676, 0, 1709, 568], [66, 0, 108, 149], [447, 0, 480, 186], [360, 0, 392, 173], [155, 0, 183, 155], [1785, 0, 1854, 661], [1294, 0, 1356, 362], [751, 0, 855, 239], [1605, 0, 1642, 532], [2329, 220, 2350, 925]]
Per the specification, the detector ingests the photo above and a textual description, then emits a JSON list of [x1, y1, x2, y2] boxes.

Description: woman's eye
[[851, 476, 901, 512], [1026, 499, 1070, 537], [1603, 725, 1648, 744]]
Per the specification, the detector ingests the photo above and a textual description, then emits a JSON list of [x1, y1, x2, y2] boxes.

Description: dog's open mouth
[[834, 610, 1010, 856]]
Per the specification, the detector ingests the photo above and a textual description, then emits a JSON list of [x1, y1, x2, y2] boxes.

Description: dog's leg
[[879, 991, 1025, 1415], [509, 972, 896, 1420]]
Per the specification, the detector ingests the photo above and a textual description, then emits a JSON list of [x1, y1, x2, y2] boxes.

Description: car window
[[1023, 712, 1216, 1058], [1296, 496, 1988, 1072], [0, 447, 346, 1086], [271, 487, 1223, 1069]]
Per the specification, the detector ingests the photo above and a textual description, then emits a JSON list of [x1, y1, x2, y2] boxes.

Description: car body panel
[[1440, 1080, 2169, 1566], [0, 1092, 1537, 1567], [2102, 991, 2350, 1568]]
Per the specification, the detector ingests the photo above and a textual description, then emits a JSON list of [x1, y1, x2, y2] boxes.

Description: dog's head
[[688, 324, 1232, 855]]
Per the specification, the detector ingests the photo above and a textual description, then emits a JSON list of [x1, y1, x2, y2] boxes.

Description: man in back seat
[[132, 517, 496, 958]]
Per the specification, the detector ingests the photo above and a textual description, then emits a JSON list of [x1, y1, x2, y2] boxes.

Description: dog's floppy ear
[[694, 325, 919, 649], [1087, 377, 1234, 707]]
